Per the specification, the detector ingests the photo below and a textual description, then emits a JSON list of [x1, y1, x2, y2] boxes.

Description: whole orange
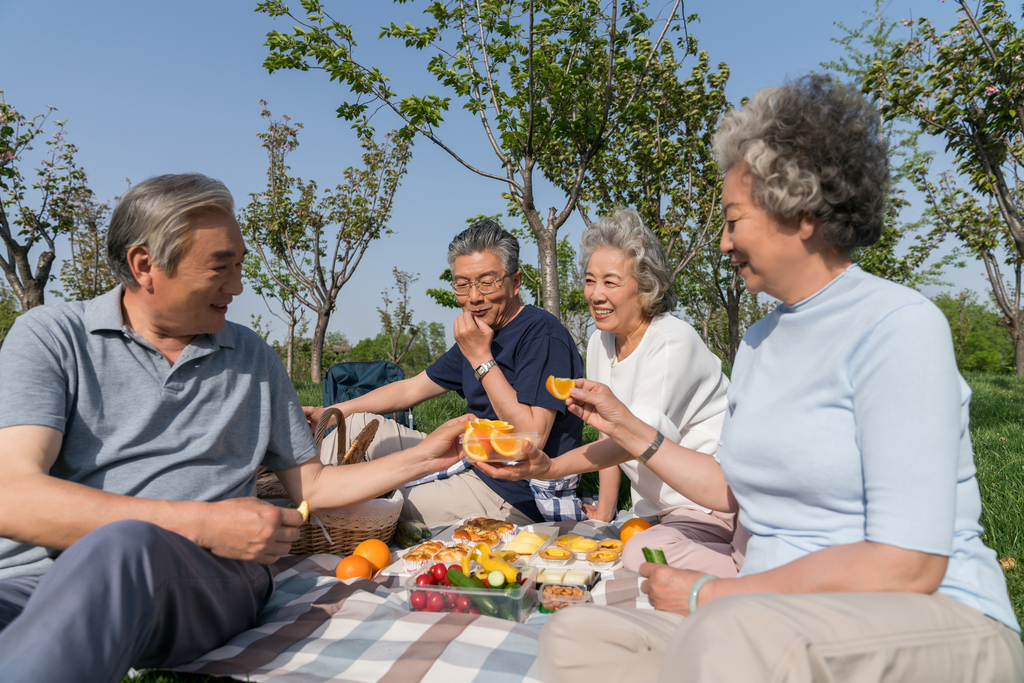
[[335, 554, 374, 580], [619, 518, 653, 543], [353, 538, 392, 574]]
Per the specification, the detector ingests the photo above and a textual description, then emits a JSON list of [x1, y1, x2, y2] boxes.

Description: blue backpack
[[322, 360, 415, 431]]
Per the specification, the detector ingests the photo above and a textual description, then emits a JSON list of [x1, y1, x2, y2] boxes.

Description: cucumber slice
[[487, 570, 506, 588]]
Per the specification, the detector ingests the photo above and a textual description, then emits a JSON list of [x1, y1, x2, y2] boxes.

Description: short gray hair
[[107, 173, 235, 289], [580, 208, 677, 317], [713, 74, 889, 250], [446, 219, 520, 275]]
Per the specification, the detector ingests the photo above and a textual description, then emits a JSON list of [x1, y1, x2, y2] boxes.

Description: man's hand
[[407, 414, 474, 474], [472, 438, 552, 481], [302, 406, 326, 435], [639, 563, 711, 616], [453, 311, 494, 368], [196, 497, 304, 565]]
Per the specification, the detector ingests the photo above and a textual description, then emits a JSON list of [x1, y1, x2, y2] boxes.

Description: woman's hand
[[639, 563, 715, 616], [471, 438, 553, 481], [566, 379, 634, 437], [582, 502, 616, 522]]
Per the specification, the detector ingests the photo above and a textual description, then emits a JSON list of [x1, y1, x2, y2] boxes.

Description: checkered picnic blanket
[[174, 523, 650, 683]]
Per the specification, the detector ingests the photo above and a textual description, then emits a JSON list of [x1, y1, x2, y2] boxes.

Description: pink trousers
[[621, 507, 747, 577]]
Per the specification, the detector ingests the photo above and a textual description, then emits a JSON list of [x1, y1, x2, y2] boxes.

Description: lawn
[[126, 371, 1024, 682]]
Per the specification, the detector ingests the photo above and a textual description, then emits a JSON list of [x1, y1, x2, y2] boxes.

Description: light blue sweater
[[720, 266, 1018, 632]]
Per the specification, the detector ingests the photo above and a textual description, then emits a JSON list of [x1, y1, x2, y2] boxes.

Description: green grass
[[126, 373, 1024, 680], [964, 371, 1024, 630]]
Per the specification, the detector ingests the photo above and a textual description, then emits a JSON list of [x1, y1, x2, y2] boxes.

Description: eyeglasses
[[450, 274, 510, 296]]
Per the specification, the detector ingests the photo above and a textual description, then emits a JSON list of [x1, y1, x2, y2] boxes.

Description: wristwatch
[[474, 358, 498, 381]]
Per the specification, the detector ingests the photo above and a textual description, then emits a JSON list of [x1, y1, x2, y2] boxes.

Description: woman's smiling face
[[584, 246, 646, 338], [719, 163, 807, 302]]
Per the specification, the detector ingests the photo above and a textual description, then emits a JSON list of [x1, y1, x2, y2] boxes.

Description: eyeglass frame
[[449, 272, 513, 296]]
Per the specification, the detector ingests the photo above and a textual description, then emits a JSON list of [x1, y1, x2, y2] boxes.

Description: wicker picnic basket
[[256, 408, 403, 555]]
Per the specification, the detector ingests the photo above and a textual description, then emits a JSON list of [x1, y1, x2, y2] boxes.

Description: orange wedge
[[545, 375, 574, 400], [464, 423, 494, 462], [490, 431, 525, 459]]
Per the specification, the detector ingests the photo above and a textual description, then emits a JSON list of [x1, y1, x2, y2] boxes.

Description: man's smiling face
[[147, 211, 246, 337]]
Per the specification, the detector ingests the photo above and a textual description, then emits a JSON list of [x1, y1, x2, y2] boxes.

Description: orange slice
[[545, 375, 574, 400], [463, 423, 494, 462], [490, 431, 525, 459]]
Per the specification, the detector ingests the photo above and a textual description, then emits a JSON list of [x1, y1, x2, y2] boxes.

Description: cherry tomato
[[410, 590, 427, 611], [431, 563, 449, 583], [415, 573, 437, 586], [426, 592, 445, 612], [456, 594, 473, 612], [467, 605, 481, 615]]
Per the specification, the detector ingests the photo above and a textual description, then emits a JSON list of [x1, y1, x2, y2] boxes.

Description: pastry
[[598, 539, 624, 552], [554, 534, 582, 549]]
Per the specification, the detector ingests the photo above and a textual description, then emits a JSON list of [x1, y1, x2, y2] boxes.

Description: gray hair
[[581, 208, 677, 317], [446, 219, 520, 275], [107, 173, 235, 288], [713, 74, 889, 250]]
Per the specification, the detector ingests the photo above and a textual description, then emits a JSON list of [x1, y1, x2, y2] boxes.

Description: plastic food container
[[539, 582, 592, 612], [405, 565, 539, 622], [462, 431, 539, 463]]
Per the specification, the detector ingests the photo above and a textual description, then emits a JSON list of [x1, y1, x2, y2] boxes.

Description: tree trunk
[[310, 310, 331, 382], [537, 211, 561, 320], [285, 317, 295, 379], [1014, 320, 1024, 377], [725, 277, 742, 366]]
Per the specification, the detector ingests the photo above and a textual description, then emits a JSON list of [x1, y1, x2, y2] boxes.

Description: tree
[[239, 103, 412, 381], [52, 193, 118, 301], [242, 215, 308, 379], [0, 280, 20, 349], [0, 96, 93, 311], [823, 0, 955, 289], [863, 0, 1024, 374], [258, 0, 685, 320], [350, 321, 447, 377], [379, 267, 419, 366], [933, 289, 1014, 374]]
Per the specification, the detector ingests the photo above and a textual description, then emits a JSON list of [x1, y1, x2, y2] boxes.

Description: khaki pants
[[621, 507, 747, 576], [319, 412, 534, 527], [538, 592, 1024, 683]]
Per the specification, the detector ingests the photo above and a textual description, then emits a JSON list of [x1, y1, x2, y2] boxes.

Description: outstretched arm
[[303, 371, 447, 433], [0, 424, 303, 564], [476, 379, 735, 512], [275, 414, 472, 510]]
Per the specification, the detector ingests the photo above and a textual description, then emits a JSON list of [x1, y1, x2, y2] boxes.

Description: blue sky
[[1, 0, 981, 347]]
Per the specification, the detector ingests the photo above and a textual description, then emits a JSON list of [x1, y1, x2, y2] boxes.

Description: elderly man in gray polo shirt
[[0, 174, 468, 683]]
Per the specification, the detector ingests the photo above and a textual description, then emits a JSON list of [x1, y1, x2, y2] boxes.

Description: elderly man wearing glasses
[[306, 220, 586, 526]]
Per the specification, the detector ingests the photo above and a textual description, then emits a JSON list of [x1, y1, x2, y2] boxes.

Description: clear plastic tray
[[538, 582, 592, 612], [462, 431, 539, 463], [405, 564, 538, 622]]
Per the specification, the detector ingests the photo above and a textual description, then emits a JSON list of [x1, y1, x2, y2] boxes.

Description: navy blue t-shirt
[[426, 305, 584, 521]]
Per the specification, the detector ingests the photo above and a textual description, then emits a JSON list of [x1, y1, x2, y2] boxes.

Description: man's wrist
[[474, 358, 497, 381]]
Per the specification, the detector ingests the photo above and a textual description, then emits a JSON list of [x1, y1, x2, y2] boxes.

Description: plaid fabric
[[173, 523, 649, 682], [405, 462, 587, 522], [530, 475, 586, 521], [405, 458, 470, 487]]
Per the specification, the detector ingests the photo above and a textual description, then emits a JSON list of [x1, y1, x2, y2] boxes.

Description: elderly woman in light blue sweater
[[526, 75, 1023, 682]]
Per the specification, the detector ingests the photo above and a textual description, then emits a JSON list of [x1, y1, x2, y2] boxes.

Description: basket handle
[[314, 407, 346, 464]]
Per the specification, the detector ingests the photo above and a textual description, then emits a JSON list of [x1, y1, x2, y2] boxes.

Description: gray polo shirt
[[0, 287, 317, 578]]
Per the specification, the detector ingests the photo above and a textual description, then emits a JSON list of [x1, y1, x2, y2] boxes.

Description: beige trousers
[[319, 412, 534, 527], [538, 592, 1024, 683], [621, 508, 747, 576]]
